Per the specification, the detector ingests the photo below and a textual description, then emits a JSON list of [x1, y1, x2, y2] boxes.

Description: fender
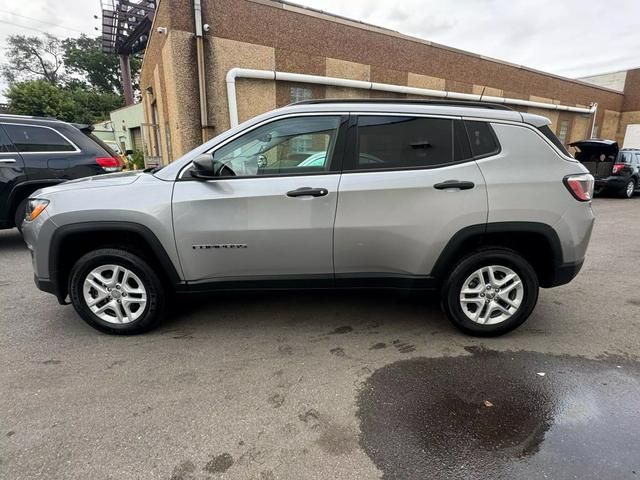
[[430, 221, 564, 284], [48, 221, 182, 301]]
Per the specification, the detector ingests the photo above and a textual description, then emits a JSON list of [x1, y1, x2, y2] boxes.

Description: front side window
[[354, 116, 455, 170], [3, 124, 76, 153], [208, 116, 342, 177]]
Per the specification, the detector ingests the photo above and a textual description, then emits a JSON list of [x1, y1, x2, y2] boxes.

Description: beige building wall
[[325, 58, 370, 99], [139, 0, 633, 164], [600, 110, 621, 142], [209, 37, 277, 134]]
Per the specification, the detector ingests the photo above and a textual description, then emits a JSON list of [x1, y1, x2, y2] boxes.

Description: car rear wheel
[[620, 179, 636, 198], [69, 248, 165, 334], [441, 249, 539, 336]]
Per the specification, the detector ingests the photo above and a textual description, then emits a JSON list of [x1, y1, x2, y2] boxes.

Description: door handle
[[286, 187, 329, 198], [434, 180, 475, 190], [0, 158, 17, 163]]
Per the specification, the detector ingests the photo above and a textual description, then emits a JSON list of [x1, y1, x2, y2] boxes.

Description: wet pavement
[[2, 197, 640, 479], [357, 347, 640, 479]]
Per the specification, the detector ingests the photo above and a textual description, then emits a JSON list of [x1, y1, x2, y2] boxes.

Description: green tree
[[5, 80, 75, 120], [2, 34, 64, 85], [62, 35, 141, 95], [6, 80, 123, 124]]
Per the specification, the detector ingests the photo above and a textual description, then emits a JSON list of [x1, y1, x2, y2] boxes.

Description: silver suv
[[22, 100, 595, 336]]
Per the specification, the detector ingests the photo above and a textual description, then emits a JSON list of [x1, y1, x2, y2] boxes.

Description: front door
[[334, 114, 489, 285], [172, 114, 347, 284], [0, 125, 26, 228]]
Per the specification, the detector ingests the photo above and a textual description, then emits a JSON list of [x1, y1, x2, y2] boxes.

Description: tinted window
[[0, 126, 16, 153], [465, 121, 500, 158], [209, 116, 342, 177], [616, 152, 634, 164], [355, 116, 454, 170], [536, 125, 570, 156], [3, 124, 76, 153]]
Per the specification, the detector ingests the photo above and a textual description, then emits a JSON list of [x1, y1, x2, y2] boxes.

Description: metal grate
[[100, 0, 156, 54]]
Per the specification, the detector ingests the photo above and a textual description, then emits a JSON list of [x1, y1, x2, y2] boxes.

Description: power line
[[0, 10, 93, 35], [0, 19, 55, 37], [0, 19, 95, 38]]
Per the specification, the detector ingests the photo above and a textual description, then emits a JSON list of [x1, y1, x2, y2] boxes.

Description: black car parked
[[570, 139, 640, 199], [0, 114, 123, 231]]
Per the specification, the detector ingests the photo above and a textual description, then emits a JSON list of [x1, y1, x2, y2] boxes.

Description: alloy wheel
[[82, 264, 148, 324], [459, 265, 524, 325]]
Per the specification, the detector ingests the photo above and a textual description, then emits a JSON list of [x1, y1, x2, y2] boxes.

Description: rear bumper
[[547, 259, 585, 287], [595, 176, 630, 190]]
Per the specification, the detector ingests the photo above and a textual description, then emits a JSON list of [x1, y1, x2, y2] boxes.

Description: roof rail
[[0, 113, 59, 121], [290, 98, 515, 111]]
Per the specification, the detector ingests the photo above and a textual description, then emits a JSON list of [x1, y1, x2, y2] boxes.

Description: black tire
[[69, 248, 165, 334], [619, 179, 636, 199], [441, 249, 539, 336], [14, 198, 28, 233]]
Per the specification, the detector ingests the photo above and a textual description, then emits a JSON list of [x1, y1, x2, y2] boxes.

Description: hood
[[36, 171, 143, 196]]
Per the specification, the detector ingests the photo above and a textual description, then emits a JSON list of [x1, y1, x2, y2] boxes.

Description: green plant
[[129, 149, 145, 170]]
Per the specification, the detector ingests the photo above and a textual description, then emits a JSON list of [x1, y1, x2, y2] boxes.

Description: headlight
[[25, 199, 50, 222]]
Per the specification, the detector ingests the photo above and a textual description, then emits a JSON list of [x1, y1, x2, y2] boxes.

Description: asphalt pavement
[[1, 197, 640, 479]]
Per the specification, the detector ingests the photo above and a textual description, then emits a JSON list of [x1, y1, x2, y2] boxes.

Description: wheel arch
[[48, 221, 182, 303], [430, 222, 564, 289]]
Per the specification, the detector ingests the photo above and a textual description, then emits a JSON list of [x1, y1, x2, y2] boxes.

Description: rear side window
[[537, 125, 570, 156], [354, 116, 455, 170], [3, 124, 77, 153], [465, 121, 500, 158], [0, 126, 16, 153]]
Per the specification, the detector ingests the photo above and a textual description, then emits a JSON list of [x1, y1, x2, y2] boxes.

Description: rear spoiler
[[71, 123, 94, 133]]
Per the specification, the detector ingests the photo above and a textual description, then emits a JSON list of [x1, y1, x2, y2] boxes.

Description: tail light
[[564, 174, 594, 202], [96, 156, 122, 172], [612, 164, 626, 174]]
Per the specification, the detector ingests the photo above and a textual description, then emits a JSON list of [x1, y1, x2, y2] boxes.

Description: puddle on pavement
[[357, 347, 640, 480]]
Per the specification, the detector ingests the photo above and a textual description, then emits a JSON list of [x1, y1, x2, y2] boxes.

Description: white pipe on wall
[[226, 67, 598, 129]]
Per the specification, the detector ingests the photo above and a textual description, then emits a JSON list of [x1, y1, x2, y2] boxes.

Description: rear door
[[0, 125, 26, 228], [1, 122, 81, 182], [333, 114, 488, 285]]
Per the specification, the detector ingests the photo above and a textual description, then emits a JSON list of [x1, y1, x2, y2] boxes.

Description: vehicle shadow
[[161, 288, 449, 336], [0, 229, 25, 252]]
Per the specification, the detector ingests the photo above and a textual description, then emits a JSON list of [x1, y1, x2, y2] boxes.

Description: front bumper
[[33, 275, 68, 305]]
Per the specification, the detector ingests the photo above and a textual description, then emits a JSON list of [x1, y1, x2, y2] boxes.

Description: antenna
[[479, 86, 487, 102]]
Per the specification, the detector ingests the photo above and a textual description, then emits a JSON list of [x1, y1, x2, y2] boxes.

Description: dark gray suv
[[22, 100, 595, 336], [0, 114, 123, 231]]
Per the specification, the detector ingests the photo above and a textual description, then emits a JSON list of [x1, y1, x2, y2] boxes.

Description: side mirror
[[125, 149, 133, 155], [190, 153, 231, 179]]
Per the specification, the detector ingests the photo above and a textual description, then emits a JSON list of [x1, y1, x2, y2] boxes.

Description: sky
[[0, 0, 639, 100]]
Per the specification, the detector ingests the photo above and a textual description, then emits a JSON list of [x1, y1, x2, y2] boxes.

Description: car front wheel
[[69, 248, 165, 334], [442, 249, 539, 336]]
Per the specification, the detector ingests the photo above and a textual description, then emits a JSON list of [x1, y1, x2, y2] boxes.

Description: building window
[[290, 86, 313, 103], [290, 87, 314, 153], [558, 120, 570, 144]]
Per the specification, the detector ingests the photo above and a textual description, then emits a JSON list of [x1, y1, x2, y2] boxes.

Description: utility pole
[[119, 54, 135, 106]]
